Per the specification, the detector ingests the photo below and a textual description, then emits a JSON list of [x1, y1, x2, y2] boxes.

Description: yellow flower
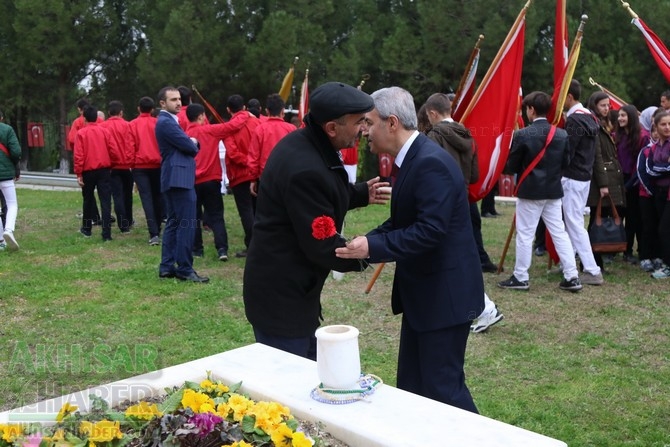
[[56, 402, 79, 422], [181, 389, 214, 413], [229, 441, 254, 447], [227, 394, 253, 421], [79, 420, 122, 442], [125, 401, 163, 420], [200, 379, 214, 389], [270, 423, 293, 447], [291, 431, 313, 447], [0, 424, 24, 442], [215, 383, 230, 395], [216, 402, 230, 419]]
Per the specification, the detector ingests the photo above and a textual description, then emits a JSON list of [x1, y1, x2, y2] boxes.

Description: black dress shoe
[[481, 212, 497, 218], [176, 272, 210, 283], [159, 271, 176, 279], [482, 262, 498, 273]]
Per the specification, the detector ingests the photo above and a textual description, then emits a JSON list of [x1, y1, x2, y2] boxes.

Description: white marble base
[[1, 343, 567, 447]]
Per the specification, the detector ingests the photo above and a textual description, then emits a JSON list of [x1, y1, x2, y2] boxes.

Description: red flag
[[632, 17, 670, 83], [460, 4, 527, 203], [589, 78, 627, 111], [452, 35, 484, 122], [298, 69, 309, 126], [554, 0, 569, 88]]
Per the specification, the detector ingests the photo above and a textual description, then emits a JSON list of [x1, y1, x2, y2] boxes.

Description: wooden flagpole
[[365, 263, 385, 294], [451, 34, 484, 112], [498, 214, 516, 274], [459, 0, 532, 123], [588, 77, 628, 106], [192, 85, 225, 124]]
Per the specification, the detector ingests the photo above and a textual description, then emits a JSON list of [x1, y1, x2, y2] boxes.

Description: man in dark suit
[[336, 86, 484, 413], [155, 86, 208, 283]]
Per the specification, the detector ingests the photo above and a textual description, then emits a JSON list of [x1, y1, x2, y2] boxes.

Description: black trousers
[[194, 180, 229, 252], [232, 181, 254, 248], [133, 168, 163, 238], [622, 174, 641, 255], [469, 202, 493, 266], [81, 168, 112, 239], [111, 169, 134, 231], [397, 317, 478, 413], [639, 195, 661, 261]]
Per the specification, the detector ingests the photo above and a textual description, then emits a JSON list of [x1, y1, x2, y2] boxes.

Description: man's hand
[[335, 236, 370, 259], [250, 181, 258, 197], [77, 176, 84, 187], [367, 176, 391, 205]]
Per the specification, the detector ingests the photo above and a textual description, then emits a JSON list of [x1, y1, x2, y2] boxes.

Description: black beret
[[309, 82, 374, 124]]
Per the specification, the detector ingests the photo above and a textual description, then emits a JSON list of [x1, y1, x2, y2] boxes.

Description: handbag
[[588, 195, 627, 253]]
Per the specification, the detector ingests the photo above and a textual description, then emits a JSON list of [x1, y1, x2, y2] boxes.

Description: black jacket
[[504, 118, 569, 200], [563, 107, 599, 181], [243, 114, 369, 338]]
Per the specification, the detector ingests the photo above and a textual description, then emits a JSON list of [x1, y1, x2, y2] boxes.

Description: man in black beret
[[243, 81, 391, 360]]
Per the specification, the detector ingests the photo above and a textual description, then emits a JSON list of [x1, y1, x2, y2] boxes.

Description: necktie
[[390, 163, 399, 186]]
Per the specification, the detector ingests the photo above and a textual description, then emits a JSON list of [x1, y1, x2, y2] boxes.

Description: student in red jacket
[[74, 106, 118, 241], [223, 94, 261, 257], [101, 100, 135, 233], [129, 97, 163, 246], [186, 103, 251, 261], [248, 94, 297, 197]]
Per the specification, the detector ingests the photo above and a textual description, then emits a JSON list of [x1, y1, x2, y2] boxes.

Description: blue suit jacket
[[367, 133, 484, 331], [156, 110, 199, 192]]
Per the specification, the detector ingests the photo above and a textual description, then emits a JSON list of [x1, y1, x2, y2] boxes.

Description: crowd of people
[[3, 77, 669, 415]]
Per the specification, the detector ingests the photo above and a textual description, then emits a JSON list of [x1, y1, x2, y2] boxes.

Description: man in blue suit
[[155, 86, 208, 283], [336, 86, 484, 413]]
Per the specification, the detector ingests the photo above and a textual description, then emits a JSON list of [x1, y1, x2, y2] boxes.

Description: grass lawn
[[1, 187, 669, 446]]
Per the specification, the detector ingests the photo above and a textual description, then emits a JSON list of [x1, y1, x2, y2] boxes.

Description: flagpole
[[551, 14, 588, 125], [358, 74, 370, 90], [192, 85, 225, 123], [620, 1, 638, 19], [451, 34, 484, 110], [459, 0, 532, 123], [588, 77, 628, 106]]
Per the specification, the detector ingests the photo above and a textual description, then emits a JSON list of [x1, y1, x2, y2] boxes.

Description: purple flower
[[189, 412, 223, 438]]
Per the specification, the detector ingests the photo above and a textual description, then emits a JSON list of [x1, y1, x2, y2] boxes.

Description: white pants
[[561, 177, 601, 275], [514, 197, 578, 281], [0, 179, 18, 234]]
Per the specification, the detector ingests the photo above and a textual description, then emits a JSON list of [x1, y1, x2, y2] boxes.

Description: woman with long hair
[[586, 92, 626, 270], [645, 111, 670, 278], [615, 104, 647, 263]]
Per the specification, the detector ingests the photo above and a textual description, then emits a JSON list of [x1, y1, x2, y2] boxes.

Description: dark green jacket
[[0, 122, 21, 181]]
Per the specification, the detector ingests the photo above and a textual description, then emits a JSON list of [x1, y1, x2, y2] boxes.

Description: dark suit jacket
[[155, 110, 199, 193], [504, 118, 570, 200], [367, 133, 484, 331]]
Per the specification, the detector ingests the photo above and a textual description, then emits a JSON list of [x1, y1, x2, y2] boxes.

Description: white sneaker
[[0, 240, 6, 250], [471, 308, 504, 333], [3, 230, 19, 250]]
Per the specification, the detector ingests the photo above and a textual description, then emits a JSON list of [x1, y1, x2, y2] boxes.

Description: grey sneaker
[[149, 236, 160, 246], [559, 276, 583, 292], [579, 271, 604, 285], [3, 230, 19, 250], [652, 258, 665, 270], [497, 275, 529, 291], [640, 259, 655, 272], [0, 240, 6, 250], [471, 308, 504, 333]]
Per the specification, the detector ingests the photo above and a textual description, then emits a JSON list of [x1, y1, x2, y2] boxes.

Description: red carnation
[[311, 215, 337, 240]]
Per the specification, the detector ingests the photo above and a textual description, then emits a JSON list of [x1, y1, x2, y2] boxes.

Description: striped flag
[[460, 3, 528, 203], [631, 17, 670, 83], [452, 35, 483, 122], [298, 69, 309, 125], [554, 0, 569, 88]]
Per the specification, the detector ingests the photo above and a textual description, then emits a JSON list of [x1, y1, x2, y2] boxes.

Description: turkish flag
[[461, 10, 526, 203], [633, 17, 670, 83]]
